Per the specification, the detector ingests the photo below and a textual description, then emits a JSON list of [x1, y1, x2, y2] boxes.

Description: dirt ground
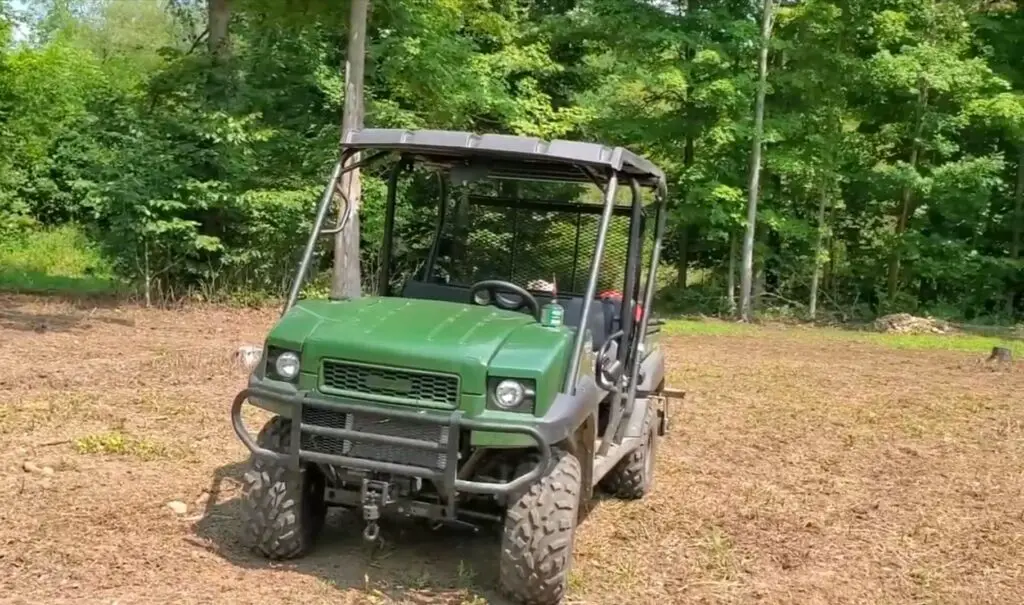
[[1, 294, 1023, 605]]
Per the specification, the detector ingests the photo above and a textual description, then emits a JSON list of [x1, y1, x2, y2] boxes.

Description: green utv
[[231, 129, 679, 605]]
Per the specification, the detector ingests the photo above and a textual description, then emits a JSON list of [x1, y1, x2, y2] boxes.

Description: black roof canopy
[[341, 128, 666, 188]]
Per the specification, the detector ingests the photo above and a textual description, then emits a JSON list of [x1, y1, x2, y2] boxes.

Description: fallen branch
[[758, 290, 808, 309], [37, 439, 71, 448]]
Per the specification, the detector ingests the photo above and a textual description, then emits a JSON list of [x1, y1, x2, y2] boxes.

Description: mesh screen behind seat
[[435, 201, 648, 296]]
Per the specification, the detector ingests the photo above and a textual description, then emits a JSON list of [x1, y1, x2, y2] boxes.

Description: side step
[[592, 388, 685, 486], [592, 436, 643, 485]]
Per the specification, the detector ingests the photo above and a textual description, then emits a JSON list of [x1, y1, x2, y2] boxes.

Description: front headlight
[[269, 349, 300, 381], [494, 379, 526, 409]]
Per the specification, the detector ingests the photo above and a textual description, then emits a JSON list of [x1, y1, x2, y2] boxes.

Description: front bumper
[[231, 385, 554, 496]]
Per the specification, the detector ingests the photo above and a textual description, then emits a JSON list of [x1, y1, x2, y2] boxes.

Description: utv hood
[[268, 297, 541, 394]]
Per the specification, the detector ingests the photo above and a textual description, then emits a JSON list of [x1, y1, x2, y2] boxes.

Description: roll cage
[[284, 129, 668, 402]]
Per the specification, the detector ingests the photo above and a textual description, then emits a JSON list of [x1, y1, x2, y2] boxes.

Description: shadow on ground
[[193, 461, 601, 604], [0, 301, 134, 333]]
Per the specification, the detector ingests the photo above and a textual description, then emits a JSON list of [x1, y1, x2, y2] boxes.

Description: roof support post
[[283, 154, 347, 315], [613, 183, 667, 443], [377, 156, 411, 296], [564, 171, 619, 394]]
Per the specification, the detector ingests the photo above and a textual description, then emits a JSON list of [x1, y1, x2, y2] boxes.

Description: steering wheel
[[468, 280, 541, 320]]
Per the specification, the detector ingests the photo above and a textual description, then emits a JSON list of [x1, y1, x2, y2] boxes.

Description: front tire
[[499, 448, 582, 605], [240, 416, 327, 559]]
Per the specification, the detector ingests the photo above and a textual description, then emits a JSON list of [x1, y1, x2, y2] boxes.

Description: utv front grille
[[320, 360, 460, 408], [300, 406, 450, 470]]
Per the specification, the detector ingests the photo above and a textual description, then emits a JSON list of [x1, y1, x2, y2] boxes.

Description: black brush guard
[[231, 385, 551, 496]]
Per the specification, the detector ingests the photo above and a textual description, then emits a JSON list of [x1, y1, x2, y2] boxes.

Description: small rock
[[23, 461, 42, 474], [167, 501, 188, 515], [42, 466, 55, 476], [40, 478, 52, 489]]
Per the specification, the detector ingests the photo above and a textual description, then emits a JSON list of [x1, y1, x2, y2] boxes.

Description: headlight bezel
[[265, 346, 301, 383], [495, 379, 525, 408], [486, 376, 537, 413]]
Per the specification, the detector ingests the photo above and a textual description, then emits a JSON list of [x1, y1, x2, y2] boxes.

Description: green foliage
[[0, 224, 119, 295], [1, 0, 1023, 322]]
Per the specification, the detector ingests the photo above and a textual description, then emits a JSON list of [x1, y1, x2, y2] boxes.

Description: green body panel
[[262, 296, 579, 448], [486, 321, 573, 415], [473, 321, 575, 446]]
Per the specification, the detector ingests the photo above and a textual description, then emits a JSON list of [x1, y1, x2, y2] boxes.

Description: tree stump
[[986, 346, 1013, 363]]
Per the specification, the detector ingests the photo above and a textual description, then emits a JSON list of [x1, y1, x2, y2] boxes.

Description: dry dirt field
[[2, 294, 1023, 605]]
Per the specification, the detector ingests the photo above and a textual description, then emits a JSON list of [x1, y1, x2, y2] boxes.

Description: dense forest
[[1, 0, 1022, 323]]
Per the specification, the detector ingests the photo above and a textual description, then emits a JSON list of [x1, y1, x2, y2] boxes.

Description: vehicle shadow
[[193, 461, 602, 604]]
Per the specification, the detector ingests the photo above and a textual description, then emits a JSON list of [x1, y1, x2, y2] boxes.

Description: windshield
[[428, 193, 647, 296]]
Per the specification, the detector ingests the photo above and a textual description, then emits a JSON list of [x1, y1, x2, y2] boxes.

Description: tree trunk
[[143, 240, 151, 308], [676, 133, 696, 290], [331, 0, 369, 300], [809, 184, 829, 320], [1014, 146, 1024, 259], [727, 232, 737, 314], [207, 0, 230, 58], [825, 195, 838, 292], [886, 83, 928, 304], [739, 0, 773, 321], [754, 227, 766, 309], [676, 226, 689, 289], [1009, 145, 1024, 315]]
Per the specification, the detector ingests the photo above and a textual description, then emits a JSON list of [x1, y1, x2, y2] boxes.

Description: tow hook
[[361, 478, 392, 542]]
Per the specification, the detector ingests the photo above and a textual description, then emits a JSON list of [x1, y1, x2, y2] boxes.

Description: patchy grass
[[695, 524, 741, 581], [1, 293, 1022, 604], [661, 316, 759, 337], [848, 330, 1024, 356], [0, 225, 122, 296], [73, 430, 168, 460], [662, 316, 1024, 357]]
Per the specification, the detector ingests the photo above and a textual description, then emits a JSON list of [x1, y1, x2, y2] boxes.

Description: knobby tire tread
[[601, 411, 655, 499], [241, 416, 325, 560], [499, 449, 582, 605]]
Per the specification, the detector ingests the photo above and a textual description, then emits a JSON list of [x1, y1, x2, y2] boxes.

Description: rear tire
[[499, 448, 582, 605], [241, 416, 327, 559], [599, 405, 657, 499]]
